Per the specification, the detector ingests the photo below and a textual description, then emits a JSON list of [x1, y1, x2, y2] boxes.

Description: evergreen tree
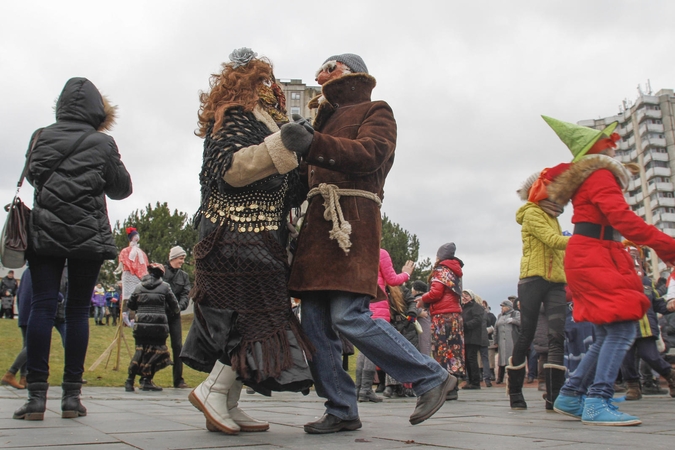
[[380, 214, 431, 283], [98, 202, 199, 285]]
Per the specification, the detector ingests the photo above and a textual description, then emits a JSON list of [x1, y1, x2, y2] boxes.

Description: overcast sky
[[1, 1, 673, 310]]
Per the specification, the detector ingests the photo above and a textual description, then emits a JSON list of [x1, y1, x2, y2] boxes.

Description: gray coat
[[495, 308, 521, 366]]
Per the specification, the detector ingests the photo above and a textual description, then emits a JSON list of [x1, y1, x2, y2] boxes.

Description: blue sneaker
[[553, 393, 584, 419], [581, 397, 641, 426]]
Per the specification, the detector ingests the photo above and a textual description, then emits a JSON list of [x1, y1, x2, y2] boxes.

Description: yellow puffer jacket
[[516, 202, 569, 283]]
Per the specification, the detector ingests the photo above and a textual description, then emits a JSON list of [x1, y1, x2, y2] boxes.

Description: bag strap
[[39, 130, 97, 188], [17, 128, 44, 193]]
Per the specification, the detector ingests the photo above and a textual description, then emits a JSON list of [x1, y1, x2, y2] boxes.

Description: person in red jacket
[[417, 243, 464, 401], [543, 115, 675, 426]]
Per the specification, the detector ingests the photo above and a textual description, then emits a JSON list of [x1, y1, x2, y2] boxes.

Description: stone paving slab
[[0, 385, 673, 449]]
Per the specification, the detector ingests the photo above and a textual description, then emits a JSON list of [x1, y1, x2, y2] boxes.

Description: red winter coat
[[420, 259, 463, 315], [548, 155, 675, 324]]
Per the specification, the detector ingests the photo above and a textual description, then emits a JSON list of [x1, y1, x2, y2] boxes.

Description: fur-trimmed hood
[[55, 77, 117, 132], [547, 155, 630, 206]]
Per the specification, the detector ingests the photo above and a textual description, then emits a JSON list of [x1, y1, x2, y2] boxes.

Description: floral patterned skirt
[[430, 312, 465, 378]]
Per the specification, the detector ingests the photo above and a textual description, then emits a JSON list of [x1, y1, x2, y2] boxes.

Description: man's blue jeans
[[301, 291, 448, 420], [559, 320, 636, 399]]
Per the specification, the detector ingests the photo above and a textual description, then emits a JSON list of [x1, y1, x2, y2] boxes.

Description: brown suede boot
[[19, 376, 26, 389], [1, 372, 24, 389], [624, 380, 642, 401]]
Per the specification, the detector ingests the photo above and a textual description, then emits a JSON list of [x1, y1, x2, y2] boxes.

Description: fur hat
[[169, 246, 186, 261], [436, 242, 456, 261], [322, 53, 368, 74], [147, 262, 165, 278], [412, 280, 428, 293], [501, 300, 513, 308]]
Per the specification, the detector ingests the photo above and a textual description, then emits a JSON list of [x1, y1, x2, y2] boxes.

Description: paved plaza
[[0, 384, 673, 449]]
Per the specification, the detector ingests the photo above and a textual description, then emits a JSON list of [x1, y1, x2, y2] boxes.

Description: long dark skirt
[[181, 226, 313, 396]]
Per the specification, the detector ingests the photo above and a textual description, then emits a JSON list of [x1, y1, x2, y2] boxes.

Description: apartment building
[[276, 79, 321, 122], [579, 87, 675, 278]]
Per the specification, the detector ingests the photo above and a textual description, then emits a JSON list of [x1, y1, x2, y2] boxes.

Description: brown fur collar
[[308, 72, 377, 110], [98, 95, 117, 132], [547, 155, 630, 206]]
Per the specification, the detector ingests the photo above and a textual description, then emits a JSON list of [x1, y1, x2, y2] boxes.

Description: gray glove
[[292, 113, 314, 134], [281, 121, 314, 156]]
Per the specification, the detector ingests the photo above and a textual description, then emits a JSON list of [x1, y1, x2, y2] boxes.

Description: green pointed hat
[[542, 115, 618, 162]]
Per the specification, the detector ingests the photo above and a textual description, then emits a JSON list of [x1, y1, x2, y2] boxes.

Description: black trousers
[[621, 337, 672, 381], [465, 343, 482, 386], [512, 277, 566, 367], [167, 313, 184, 386]]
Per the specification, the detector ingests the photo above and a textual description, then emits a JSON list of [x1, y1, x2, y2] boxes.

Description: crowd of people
[[4, 46, 675, 438]]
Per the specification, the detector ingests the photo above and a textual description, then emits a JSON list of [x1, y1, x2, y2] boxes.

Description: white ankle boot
[[188, 361, 240, 434], [227, 381, 269, 431]]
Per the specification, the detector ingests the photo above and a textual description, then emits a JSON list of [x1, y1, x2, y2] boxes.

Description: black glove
[[281, 122, 314, 156], [292, 113, 314, 134]]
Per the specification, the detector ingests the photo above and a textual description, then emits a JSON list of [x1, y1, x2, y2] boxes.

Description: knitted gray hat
[[436, 242, 456, 261], [323, 53, 368, 74], [169, 246, 186, 260]]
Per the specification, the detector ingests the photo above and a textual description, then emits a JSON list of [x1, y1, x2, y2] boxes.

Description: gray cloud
[[2, 0, 673, 310]]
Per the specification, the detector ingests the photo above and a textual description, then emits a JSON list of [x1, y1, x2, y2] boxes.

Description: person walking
[[12, 77, 132, 421], [284, 53, 455, 434], [543, 115, 675, 426], [163, 246, 191, 389], [125, 263, 180, 392], [118, 227, 148, 327]]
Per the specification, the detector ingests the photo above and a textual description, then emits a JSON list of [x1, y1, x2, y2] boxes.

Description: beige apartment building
[[276, 79, 321, 122], [579, 87, 675, 278]]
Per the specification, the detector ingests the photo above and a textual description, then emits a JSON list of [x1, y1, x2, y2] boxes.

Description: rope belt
[[306, 183, 382, 255]]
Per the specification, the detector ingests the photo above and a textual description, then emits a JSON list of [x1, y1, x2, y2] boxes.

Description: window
[[291, 92, 301, 100], [290, 107, 300, 115]]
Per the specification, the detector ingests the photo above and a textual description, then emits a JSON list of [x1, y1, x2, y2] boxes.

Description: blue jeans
[[301, 291, 448, 420], [26, 255, 102, 383], [93, 305, 105, 323], [560, 321, 636, 399]]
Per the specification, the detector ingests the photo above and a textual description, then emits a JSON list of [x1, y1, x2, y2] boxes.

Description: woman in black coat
[[13, 78, 132, 421], [461, 289, 486, 389], [125, 263, 180, 392]]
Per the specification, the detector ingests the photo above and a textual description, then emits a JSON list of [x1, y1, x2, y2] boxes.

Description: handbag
[[1, 129, 43, 268], [1, 129, 95, 268]]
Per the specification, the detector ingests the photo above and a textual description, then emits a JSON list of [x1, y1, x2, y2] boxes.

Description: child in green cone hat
[[542, 116, 675, 426]]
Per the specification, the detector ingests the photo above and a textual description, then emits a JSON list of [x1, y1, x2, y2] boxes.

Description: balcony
[[659, 212, 675, 223], [639, 123, 665, 136], [645, 167, 672, 179], [644, 137, 667, 149], [643, 151, 669, 164], [654, 197, 675, 208]]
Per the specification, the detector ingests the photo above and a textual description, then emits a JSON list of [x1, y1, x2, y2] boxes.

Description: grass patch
[[0, 315, 357, 388]]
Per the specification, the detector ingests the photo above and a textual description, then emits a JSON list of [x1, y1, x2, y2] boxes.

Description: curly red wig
[[196, 58, 275, 137]]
